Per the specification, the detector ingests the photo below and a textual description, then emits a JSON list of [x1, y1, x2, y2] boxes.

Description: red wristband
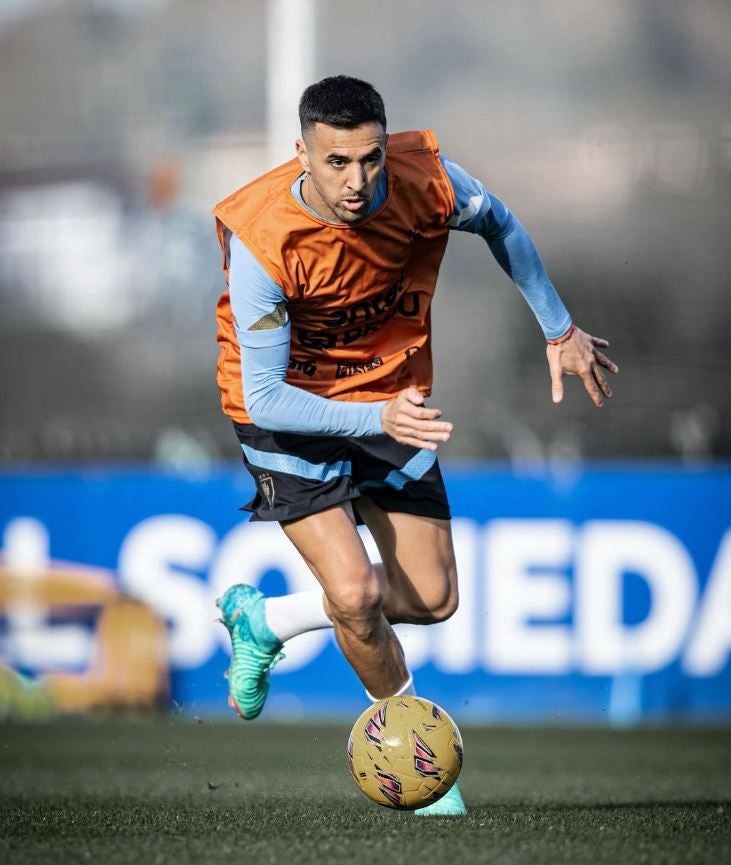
[[546, 323, 575, 345]]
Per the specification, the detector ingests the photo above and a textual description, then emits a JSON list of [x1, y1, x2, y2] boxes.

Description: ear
[[295, 138, 310, 173]]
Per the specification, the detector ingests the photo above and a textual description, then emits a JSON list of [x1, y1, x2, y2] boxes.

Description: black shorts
[[233, 421, 451, 524]]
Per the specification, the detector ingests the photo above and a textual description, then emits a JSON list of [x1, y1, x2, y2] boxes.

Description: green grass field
[[1, 720, 729, 865]]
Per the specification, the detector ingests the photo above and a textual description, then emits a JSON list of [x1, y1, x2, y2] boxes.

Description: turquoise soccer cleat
[[216, 584, 284, 720], [414, 782, 467, 817]]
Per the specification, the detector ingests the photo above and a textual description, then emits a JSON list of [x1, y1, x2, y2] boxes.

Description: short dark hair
[[299, 76, 386, 133]]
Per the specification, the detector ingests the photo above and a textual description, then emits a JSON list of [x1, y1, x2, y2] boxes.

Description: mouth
[[341, 198, 368, 213]]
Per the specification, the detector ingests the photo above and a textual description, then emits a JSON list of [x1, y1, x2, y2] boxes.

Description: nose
[[346, 163, 366, 194]]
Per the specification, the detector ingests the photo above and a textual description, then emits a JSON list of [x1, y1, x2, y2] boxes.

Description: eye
[[329, 158, 346, 168]]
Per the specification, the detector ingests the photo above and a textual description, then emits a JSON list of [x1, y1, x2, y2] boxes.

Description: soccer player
[[213, 76, 617, 815]]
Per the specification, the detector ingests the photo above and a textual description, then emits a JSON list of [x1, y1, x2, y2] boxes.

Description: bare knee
[[418, 586, 459, 624], [429, 587, 459, 623], [326, 571, 384, 641], [391, 580, 459, 625]]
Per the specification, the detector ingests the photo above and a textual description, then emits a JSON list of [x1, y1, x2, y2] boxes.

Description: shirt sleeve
[[228, 234, 385, 436], [440, 155, 573, 340]]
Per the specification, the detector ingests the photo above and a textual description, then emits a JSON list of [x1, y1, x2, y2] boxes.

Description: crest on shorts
[[257, 473, 276, 509]]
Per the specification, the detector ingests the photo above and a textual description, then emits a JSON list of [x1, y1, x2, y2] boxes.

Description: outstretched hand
[[381, 387, 453, 450], [547, 326, 619, 408]]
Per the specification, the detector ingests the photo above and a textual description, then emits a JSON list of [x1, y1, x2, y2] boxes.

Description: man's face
[[295, 122, 387, 224]]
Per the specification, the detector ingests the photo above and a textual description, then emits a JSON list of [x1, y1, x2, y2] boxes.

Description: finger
[[400, 404, 442, 421], [592, 364, 612, 399], [409, 420, 453, 434], [397, 435, 439, 451], [594, 350, 619, 374], [580, 370, 604, 407], [590, 336, 609, 348], [397, 414, 452, 432], [399, 424, 452, 441], [547, 351, 564, 403], [402, 386, 425, 405]]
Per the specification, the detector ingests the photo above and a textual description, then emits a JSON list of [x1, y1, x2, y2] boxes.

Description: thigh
[[354, 496, 458, 621], [280, 502, 380, 612]]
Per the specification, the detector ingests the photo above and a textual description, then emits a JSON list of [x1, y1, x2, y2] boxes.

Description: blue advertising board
[[1, 464, 729, 722]]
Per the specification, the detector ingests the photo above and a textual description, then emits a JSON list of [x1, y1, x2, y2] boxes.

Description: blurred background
[[1, 0, 729, 464], [0, 0, 729, 723]]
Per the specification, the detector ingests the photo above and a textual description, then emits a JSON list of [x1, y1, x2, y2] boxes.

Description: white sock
[[397, 675, 416, 696], [264, 589, 332, 644], [365, 673, 416, 703]]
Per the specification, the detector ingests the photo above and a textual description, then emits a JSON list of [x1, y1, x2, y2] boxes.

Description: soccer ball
[[347, 695, 463, 810]]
